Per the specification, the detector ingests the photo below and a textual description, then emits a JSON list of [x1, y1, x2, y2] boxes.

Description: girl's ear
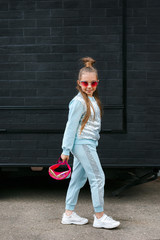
[[77, 80, 81, 86]]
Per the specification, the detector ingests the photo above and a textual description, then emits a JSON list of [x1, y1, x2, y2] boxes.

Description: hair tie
[[85, 61, 92, 68]]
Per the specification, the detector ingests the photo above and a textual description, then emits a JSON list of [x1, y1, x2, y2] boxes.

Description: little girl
[[60, 57, 120, 229]]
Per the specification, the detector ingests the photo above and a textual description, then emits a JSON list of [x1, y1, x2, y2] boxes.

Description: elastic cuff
[[62, 148, 70, 156], [66, 204, 75, 211], [94, 206, 104, 213]]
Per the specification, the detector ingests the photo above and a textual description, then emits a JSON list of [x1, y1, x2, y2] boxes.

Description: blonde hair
[[76, 57, 103, 134]]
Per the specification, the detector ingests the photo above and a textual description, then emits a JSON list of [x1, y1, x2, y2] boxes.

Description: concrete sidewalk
[[0, 175, 160, 240]]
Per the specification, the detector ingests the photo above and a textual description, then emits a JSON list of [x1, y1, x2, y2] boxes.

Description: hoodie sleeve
[[62, 99, 85, 156]]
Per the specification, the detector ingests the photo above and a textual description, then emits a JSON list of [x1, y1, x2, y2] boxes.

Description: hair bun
[[81, 57, 96, 68]]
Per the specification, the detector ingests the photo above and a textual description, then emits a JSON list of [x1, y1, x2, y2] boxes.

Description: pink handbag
[[48, 157, 71, 180]]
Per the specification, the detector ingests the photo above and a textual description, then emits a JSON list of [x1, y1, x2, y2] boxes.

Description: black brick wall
[[0, 0, 159, 167]]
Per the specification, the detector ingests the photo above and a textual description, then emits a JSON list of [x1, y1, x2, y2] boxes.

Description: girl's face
[[77, 72, 99, 97]]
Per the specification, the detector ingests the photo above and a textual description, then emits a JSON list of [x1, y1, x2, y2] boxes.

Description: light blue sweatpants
[[65, 144, 105, 213]]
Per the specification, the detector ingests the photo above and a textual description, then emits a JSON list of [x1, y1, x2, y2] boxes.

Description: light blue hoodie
[[62, 92, 101, 156]]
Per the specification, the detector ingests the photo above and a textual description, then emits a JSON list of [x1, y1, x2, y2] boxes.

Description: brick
[[91, 17, 119, 26], [104, 96, 122, 105], [25, 62, 52, 71], [9, 20, 36, 28], [106, 26, 122, 34], [0, 89, 10, 97], [51, 45, 78, 53], [64, 17, 90, 27], [127, 35, 146, 43], [24, 10, 50, 19], [147, 16, 160, 25], [2, 37, 36, 45], [0, 46, 20, 54], [36, 53, 63, 62], [133, 9, 147, 17], [147, 62, 160, 70], [128, 70, 147, 80], [0, 37, 9, 45], [8, 72, 35, 80], [133, 44, 160, 52], [9, 1, 35, 10], [0, 80, 10, 88], [128, 53, 147, 61], [135, 25, 160, 34], [23, 80, 39, 88], [24, 28, 50, 36], [127, 0, 147, 8], [0, 2, 8, 11], [37, 87, 73, 97], [127, 17, 146, 26], [63, 36, 84, 44], [8, 54, 37, 62], [78, 26, 105, 35], [147, 79, 160, 89], [0, 72, 8, 80], [0, 11, 23, 19], [11, 140, 37, 149], [0, 28, 23, 36], [36, 71, 63, 80], [148, 88, 160, 97], [146, 8, 160, 16], [10, 81, 25, 88], [51, 9, 79, 18], [79, 9, 106, 17], [10, 149, 47, 158], [91, 0, 118, 8], [11, 89, 37, 97], [25, 62, 76, 71], [147, 71, 160, 80], [61, 53, 81, 61], [36, 36, 63, 44], [65, 35, 120, 44], [36, 1, 62, 9], [106, 8, 122, 17], [0, 63, 24, 71], [23, 45, 50, 53], [24, 98, 52, 106], [147, 34, 160, 43], [129, 61, 149, 70], [0, 20, 8, 28], [147, 0, 160, 7], [37, 19, 63, 27], [51, 27, 77, 36], [63, 71, 77, 79], [64, 0, 90, 9], [0, 98, 24, 106], [0, 55, 8, 62], [37, 139, 60, 149], [147, 97, 160, 105], [0, 141, 11, 148], [128, 96, 145, 106], [49, 96, 73, 104]]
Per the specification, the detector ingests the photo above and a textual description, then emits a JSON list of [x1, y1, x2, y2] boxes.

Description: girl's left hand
[[61, 154, 69, 162]]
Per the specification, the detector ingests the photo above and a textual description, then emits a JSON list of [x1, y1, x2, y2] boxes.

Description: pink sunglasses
[[80, 81, 98, 88]]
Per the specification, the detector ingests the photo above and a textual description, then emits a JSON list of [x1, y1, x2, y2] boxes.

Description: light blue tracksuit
[[62, 92, 105, 213]]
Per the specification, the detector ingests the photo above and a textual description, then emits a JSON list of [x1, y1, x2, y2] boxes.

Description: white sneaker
[[93, 214, 120, 229], [61, 212, 88, 225]]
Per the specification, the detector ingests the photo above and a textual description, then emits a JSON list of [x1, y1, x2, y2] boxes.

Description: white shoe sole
[[93, 221, 120, 229], [61, 219, 88, 225]]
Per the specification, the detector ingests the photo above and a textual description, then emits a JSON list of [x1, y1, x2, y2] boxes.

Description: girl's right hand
[[61, 154, 69, 162]]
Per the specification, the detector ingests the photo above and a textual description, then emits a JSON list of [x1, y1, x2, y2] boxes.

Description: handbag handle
[[57, 156, 71, 170]]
